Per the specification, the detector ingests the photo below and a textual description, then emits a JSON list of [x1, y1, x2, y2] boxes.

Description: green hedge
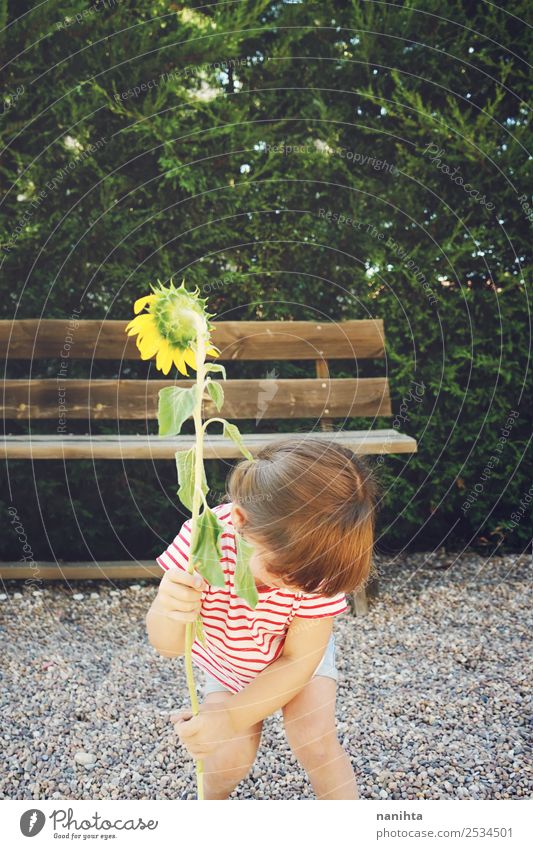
[[1, 1, 530, 561]]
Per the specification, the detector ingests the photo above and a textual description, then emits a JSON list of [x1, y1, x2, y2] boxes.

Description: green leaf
[[234, 533, 259, 609], [158, 385, 198, 437], [222, 420, 255, 461], [205, 362, 227, 381], [175, 448, 208, 511], [190, 506, 226, 588], [206, 380, 224, 411], [195, 615, 207, 647]]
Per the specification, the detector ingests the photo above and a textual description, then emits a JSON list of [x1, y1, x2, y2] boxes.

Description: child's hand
[[156, 562, 209, 623], [171, 700, 235, 758]]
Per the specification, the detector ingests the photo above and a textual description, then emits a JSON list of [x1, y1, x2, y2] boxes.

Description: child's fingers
[[174, 716, 204, 743], [184, 745, 213, 759], [165, 565, 208, 591], [170, 710, 193, 724]]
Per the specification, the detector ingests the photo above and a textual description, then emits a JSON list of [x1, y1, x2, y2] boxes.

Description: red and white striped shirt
[[156, 502, 348, 693]]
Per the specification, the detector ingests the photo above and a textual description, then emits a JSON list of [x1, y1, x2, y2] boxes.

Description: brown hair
[[223, 436, 381, 596]]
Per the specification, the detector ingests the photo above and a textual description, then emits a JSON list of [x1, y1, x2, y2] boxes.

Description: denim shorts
[[200, 632, 338, 696]]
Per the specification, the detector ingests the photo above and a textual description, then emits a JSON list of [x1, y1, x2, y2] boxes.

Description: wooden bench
[[0, 318, 417, 611]]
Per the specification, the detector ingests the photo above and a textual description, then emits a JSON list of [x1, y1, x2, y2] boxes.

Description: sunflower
[[125, 278, 221, 375]]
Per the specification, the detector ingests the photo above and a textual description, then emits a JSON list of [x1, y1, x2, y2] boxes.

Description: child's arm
[[146, 564, 208, 657], [225, 615, 334, 734]]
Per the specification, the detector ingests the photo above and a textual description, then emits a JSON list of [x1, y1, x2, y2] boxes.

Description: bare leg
[[199, 693, 263, 800], [283, 676, 359, 800]]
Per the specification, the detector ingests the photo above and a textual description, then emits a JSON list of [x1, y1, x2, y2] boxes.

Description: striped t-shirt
[[156, 502, 348, 693]]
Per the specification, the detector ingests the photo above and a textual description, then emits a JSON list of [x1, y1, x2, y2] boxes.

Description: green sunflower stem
[[184, 317, 208, 801]]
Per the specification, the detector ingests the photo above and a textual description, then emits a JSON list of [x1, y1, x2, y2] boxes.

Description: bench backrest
[[0, 319, 391, 422]]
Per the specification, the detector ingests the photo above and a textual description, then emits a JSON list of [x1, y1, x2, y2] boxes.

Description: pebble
[[0, 553, 530, 800], [74, 752, 96, 766]]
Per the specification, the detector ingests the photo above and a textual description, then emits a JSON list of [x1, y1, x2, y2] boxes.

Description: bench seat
[[1, 318, 417, 609], [0, 429, 417, 459]]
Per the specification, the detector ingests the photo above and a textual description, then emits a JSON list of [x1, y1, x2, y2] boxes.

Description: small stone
[[73, 593, 84, 601], [0, 593, 7, 601], [74, 752, 96, 766]]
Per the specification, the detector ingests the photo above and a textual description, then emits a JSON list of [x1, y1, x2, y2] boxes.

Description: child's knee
[[205, 726, 262, 781], [286, 726, 339, 768]]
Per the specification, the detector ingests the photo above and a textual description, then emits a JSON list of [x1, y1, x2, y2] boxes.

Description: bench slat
[[0, 429, 417, 458], [2, 377, 391, 419], [0, 561, 161, 580], [0, 319, 386, 360]]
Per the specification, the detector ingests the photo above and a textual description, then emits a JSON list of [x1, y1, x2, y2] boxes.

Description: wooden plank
[[0, 561, 161, 580], [2, 377, 392, 419], [353, 587, 369, 616], [0, 429, 418, 459], [0, 319, 386, 360], [316, 359, 334, 432]]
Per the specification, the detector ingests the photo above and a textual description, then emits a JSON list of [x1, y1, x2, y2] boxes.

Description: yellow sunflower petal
[[138, 336, 161, 360], [173, 348, 189, 376], [206, 346, 220, 358], [125, 313, 155, 336], [156, 339, 174, 375], [183, 346, 197, 371], [135, 328, 160, 351], [134, 294, 157, 315]]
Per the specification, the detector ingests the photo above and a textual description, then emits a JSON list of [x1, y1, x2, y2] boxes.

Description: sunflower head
[[125, 278, 220, 376]]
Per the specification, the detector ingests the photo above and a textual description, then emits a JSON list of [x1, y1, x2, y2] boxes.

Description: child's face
[[230, 504, 299, 591], [246, 537, 299, 591]]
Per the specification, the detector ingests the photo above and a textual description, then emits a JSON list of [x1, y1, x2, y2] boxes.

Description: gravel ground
[[0, 549, 531, 801]]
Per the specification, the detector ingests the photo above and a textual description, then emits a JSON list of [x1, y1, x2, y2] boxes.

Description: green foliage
[[205, 363, 227, 380], [189, 506, 227, 590], [175, 447, 208, 512], [234, 533, 260, 610], [206, 380, 224, 411], [194, 614, 207, 648], [158, 385, 199, 436], [0, 1, 530, 559], [222, 421, 255, 462]]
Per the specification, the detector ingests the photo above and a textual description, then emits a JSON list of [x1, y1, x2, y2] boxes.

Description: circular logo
[[20, 809, 46, 837]]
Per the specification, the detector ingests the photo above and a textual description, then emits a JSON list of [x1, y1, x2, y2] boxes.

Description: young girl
[[146, 436, 379, 800]]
